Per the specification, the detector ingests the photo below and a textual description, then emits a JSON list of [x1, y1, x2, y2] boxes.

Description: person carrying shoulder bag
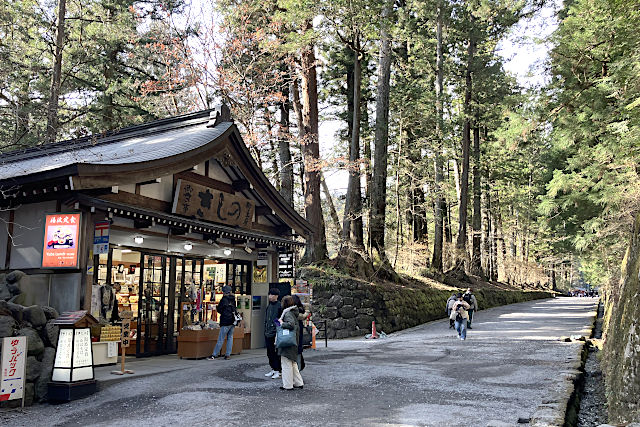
[[276, 295, 304, 390], [208, 285, 236, 360]]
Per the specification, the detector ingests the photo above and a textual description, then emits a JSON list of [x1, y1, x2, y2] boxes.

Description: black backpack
[[463, 293, 473, 305]]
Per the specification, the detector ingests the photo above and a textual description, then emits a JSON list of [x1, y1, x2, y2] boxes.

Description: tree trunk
[[46, 0, 67, 144], [341, 47, 364, 250], [299, 21, 327, 262], [453, 26, 474, 273], [471, 123, 482, 275], [290, 77, 306, 197], [431, 0, 445, 271], [278, 83, 294, 206], [370, 0, 393, 263], [321, 172, 342, 236]]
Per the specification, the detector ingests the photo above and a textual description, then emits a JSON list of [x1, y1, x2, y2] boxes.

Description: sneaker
[[265, 370, 275, 377], [207, 356, 217, 360], [293, 385, 304, 389], [279, 386, 293, 391], [224, 355, 230, 360], [271, 372, 281, 379]]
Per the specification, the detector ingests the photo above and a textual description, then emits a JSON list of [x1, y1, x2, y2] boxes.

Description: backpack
[[463, 293, 473, 305]]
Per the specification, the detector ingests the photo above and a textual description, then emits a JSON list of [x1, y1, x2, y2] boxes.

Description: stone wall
[[308, 271, 553, 339], [602, 213, 640, 423], [0, 271, 60, 407]]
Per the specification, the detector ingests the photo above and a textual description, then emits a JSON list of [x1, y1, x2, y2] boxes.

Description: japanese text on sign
[[93, 221, 110, 255], [121, 319, 131, 348], [0, 336, 27, 402], [42, 213, 81, 268], [171, 179, 255, 229]]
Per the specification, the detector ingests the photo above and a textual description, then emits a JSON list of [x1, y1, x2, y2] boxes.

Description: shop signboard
[[278, 251, 294, 279], [93, 221, 110, 255], [121, 319, 131, 348], [42, 212, 82, 269], [171, 179, 255, 229], [0, 336, 27, 403]]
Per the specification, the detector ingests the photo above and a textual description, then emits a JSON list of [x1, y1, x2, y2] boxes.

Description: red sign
[[42, 213, 82, 268]]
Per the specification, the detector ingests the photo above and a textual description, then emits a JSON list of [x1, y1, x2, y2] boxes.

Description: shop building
[[0, 107, 310, 357]]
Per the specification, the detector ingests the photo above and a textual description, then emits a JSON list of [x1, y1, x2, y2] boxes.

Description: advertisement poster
[[0, 336, 27, 402], [42, 213, 81, 268]]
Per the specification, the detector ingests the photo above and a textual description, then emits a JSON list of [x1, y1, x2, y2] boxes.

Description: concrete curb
[[529, 303, 599, 426]]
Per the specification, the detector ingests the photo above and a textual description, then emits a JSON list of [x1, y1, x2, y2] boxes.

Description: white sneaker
[[271, 372, 281, 379], [265, 370, 275, 377]]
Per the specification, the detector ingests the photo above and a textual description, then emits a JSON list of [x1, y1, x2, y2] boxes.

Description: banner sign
[[52, 328, 94, 383], [93, 221, 110, 255], [42, 212, 81, 268], [171, 179, 255, 229], [278, 251, 294, 279], [0, 336, 27, 402]]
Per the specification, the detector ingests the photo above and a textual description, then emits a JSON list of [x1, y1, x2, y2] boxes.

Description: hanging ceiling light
[[223, 248, 232, 256], [184, 242, 193, 251], [134, 235, 144, 244]]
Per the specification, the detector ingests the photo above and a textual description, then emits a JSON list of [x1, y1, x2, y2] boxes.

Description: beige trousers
[[281, 356, 303, 389]]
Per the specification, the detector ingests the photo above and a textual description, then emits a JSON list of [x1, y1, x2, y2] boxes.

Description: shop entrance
[[137, 254, 203, 357]]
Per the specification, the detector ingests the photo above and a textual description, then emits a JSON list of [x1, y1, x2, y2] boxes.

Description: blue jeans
[[455, 319, 467, 340], [212, 325, 235, 357]]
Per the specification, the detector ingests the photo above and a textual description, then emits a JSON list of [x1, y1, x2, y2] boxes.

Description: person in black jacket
[[264, 288, 282, 378], [208, 285, 237, 360]]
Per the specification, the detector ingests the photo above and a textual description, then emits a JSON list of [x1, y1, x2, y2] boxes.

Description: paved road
[[1, 297, 597, 427]]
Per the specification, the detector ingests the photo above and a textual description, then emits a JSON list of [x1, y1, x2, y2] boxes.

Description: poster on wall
[[42, 212, 82, 268], [0, 336, 27, 402], [253, 265, 267, 283]]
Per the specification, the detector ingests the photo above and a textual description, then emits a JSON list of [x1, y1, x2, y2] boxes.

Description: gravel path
[[1, 297, 597, 427]]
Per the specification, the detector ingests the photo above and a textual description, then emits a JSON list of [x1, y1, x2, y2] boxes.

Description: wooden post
[[111, 312, 134, 375]]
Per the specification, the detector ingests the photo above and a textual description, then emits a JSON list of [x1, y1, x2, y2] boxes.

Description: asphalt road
[[1, 297, 597, 427]]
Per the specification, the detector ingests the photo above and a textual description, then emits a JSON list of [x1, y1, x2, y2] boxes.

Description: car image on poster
[[42, 213, 81, 268]]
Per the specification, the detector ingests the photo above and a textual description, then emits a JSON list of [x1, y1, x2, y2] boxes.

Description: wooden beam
[[174, 171, 234, 194], [170, 226, 186, 236], [134, 218, 153, 229], [99, 192, 170, 213], [255, 206, 273, 216], [232, 179, 250, 192]]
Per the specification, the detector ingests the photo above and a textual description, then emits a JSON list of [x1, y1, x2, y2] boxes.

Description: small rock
[[43, 320, 59, 348], [0, 301, 23, 321], [23, 305, 47, 327], [24, 382, 34, 406], [5, 270, 25, 284], [17, 327, 45, 356], [35, 347, 55, 402], [0, 282, 11, 300], [41, 306, 59, 320], [0, 315, 16, 338], [26, 356, 42, 381]]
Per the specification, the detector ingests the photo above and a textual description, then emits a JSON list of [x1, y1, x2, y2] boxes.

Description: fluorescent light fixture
[[223, 248, 232, 256], [120, 249, 132, 253], [134, 235, 144, 244], [184, 242, 193, 251]]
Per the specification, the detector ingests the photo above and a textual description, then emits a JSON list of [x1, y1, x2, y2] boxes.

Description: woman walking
[[278, 295, 304, 390], [293, 294, 306, 371]]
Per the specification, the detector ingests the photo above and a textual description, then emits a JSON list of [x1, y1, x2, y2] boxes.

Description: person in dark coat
[[264, 288, 282, 378], [208, 285, 236, 360], [278, 296, 303, 390], [292, 294, 306, 371]]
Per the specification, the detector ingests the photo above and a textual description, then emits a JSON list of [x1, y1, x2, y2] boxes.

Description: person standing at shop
[[208, 285, 236, 360], [278, 296, 303, 390], [292, 294, 306, 371], [264, 288, 282, 379]]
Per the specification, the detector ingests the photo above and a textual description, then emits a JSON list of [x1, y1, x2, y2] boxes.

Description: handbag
[[275, 324, 297, 349], [233, 311, 242, 326]]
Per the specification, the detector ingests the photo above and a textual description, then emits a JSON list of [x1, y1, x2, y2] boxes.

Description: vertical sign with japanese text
[[0, 336, 27, 402], [278, 251, 294, 279], [93, 221, 110, 255], [42, 213, 82, 268]]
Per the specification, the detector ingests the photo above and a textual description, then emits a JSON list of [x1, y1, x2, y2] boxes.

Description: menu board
[[42, 213, 82, 268], [278, 251, 294, 279], [73, 329, 92, 367], [0, 336, 27, 402], [54, 330, 73, 368]]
